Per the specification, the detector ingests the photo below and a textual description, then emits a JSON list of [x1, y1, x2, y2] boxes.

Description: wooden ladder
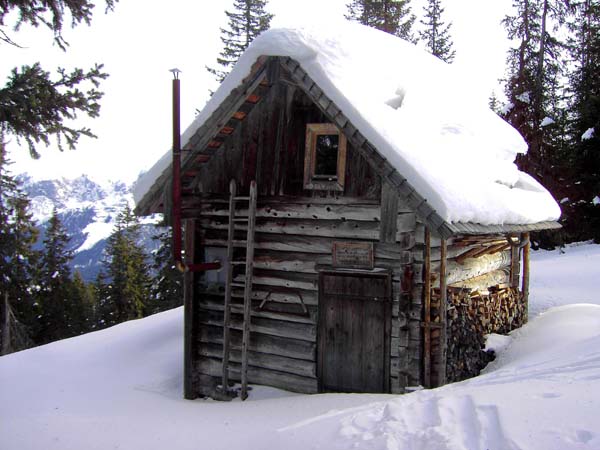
[[221, 179, 257, 400]]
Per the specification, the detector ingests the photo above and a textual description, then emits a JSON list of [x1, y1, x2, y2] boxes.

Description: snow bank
[[2, 243, 600, 450], [134, 22, 560, 225]]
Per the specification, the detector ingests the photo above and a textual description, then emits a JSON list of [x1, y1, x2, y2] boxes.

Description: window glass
[[314, 134, 339, 177]]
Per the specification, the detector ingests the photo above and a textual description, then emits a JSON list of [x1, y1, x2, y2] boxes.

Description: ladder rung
[[230, 261, 246, 265], [233, 217, 248, 222], [230, 282, 246, 288], [234, 196, 250, 200]]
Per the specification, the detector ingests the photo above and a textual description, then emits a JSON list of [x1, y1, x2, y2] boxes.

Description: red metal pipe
[[171, 74, 221, 273]]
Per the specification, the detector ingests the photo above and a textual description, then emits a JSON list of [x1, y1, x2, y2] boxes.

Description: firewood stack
[[432, 285, 525, 383]]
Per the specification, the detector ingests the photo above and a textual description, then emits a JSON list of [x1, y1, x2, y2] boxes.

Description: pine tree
[[346, 0, 417, 43], [69, 271, 94, 336], [419, 0, 456, 63], [0, 1, 117, 158], [149, 227, 182, 314], [502, 0, 569, 183], [563, 0, 600, 242], [97, 205, 151, 326], [36, 208, 79, 343], [0, 142, 39, 348], [501, 0, 571, 248], [207, 0, 274, 83], [92, 271, 112, 329]]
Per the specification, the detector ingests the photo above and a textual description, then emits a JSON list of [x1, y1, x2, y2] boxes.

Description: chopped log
[[449, 268, 510, 292], [433, 250, 511, 287], [443, 286, 525, 382]]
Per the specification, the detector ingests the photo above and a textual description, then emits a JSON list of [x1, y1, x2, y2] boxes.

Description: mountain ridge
[[17, 173, 160, 281]]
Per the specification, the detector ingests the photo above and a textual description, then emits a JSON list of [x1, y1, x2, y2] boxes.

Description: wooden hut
[[134, 25, 560, 399]]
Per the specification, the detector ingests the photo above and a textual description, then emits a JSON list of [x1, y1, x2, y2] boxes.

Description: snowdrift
[[1, 244, 599, 450]]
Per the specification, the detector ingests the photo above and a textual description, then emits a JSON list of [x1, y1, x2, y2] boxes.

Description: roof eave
[[136, 55, 562, 238]]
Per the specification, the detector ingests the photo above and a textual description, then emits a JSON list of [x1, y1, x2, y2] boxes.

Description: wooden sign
[[332, 242, 374, 269]]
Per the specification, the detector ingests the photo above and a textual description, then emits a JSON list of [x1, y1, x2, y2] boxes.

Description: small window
[[304, 123, 347, 191]]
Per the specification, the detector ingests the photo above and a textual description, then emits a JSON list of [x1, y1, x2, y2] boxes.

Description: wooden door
[[318, 271, 391, 393]]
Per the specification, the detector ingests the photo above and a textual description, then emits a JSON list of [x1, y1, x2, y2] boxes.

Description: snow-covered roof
[[134, 22, 561, 228]]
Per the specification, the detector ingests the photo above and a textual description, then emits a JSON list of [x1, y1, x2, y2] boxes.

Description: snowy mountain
[[18, 174, 161, 281]]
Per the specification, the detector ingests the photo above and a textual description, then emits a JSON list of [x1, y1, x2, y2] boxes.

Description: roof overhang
[[135, 55, 561, 238]]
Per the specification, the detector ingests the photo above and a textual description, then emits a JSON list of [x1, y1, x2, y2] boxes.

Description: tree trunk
[[1, 292, 11, 356]]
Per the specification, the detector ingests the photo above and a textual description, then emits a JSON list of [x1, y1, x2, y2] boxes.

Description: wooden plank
[[197, 357, 318, 394], [235, 270, 317, 291], [186, 194, 382, 207], [198, 324, 316, 361], [202, 234, 412, 260], [380, 181, 400, 243], [245, 252, 408, 274], [198, 296, 316, 325], [200, 343, 316, 378], [199, 309, 316, 343], [199, 215, 416, 240], [190, 202, 383, 221]]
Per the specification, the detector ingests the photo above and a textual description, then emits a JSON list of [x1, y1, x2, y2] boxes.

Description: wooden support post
[[423, 228, 432, 388], [510, 235, 520, 288], [521, 232, 531, 323], [438, 238, 447, 387], [183, 219, 196, 399]]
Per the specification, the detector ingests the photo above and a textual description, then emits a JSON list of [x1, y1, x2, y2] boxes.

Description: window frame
[[303, 123, 347, 191]]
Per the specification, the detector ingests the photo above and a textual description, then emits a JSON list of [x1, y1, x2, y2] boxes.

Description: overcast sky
[[2, 0, 513, 184]]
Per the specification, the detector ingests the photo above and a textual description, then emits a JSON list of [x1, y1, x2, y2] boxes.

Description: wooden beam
[[423, 228, 432, 388], [380, 181, 400, 243], [183, 219, 197, 399], [510, 235, 520, 288], [438, 239, 447, 387], [522, 232, 530, 323]]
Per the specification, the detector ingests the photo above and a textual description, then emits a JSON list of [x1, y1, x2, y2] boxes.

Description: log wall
[[190, 195, 421, 396]]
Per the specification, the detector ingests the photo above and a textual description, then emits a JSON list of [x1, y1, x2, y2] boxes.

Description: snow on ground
[[1, 244, 599, 450]]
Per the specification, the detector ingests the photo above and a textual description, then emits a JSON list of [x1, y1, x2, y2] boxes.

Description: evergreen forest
[[1, 0, 599, 352]]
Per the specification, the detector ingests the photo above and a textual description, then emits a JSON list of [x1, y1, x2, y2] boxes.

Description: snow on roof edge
[[134, 23, 561, 226]]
